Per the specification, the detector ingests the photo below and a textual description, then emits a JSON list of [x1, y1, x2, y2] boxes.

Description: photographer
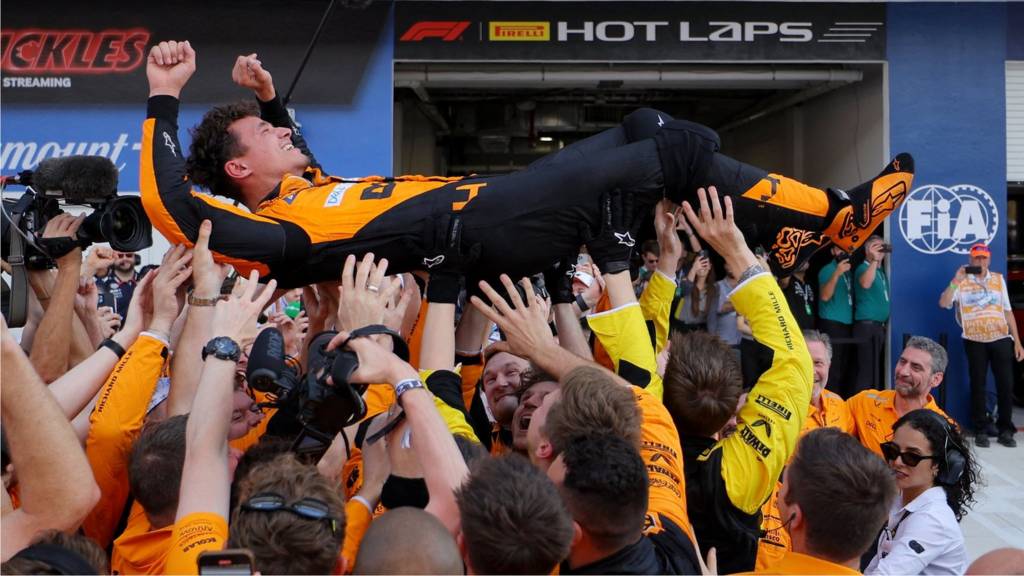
[[854, 236, 891, 394], [93, 249, 140, 318], [939, 243, 1022, 448], [818, 245, 854, 397]]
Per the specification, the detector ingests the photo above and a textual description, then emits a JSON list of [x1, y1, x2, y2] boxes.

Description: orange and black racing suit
[[141, 97, 834, 287]]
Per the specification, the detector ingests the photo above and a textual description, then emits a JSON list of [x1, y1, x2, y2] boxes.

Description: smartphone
[[835, 252, 850, 262], [698, 249, 708, 259], [965, 265, 983, 275], [198, 549, 255, 575]]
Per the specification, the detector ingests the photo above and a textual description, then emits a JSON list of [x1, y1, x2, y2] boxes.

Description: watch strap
[[188, 293, 220, 307], [99, 338, 127, 359]]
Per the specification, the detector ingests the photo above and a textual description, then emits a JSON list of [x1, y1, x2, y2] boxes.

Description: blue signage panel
[[1, 6, 394, 192], [888, 2, 1007, 425]]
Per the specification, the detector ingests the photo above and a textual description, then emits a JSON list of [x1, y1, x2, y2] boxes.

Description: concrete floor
[[961, 404, 1024, 561]]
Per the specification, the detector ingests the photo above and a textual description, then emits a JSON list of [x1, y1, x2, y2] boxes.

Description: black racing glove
[[582, 189, 642, 275], [424, 214, 481, 304], [543, 255, 576, 305]]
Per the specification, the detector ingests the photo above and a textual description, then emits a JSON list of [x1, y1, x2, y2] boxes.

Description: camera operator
[[939, 243, 1022, 448], [854, 235, 891, 394], [24, 214, 86, 383], [818, 245, 854, 397]]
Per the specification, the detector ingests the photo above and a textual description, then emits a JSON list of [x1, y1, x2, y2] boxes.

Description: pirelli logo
[[755, 394, 792, 421], [489, 21, 550, 41]]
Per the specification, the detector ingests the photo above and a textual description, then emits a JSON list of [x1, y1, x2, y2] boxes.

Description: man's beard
[[894, 380, 921, 398]]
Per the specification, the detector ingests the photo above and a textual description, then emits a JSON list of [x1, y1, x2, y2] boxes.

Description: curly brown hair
[[186, 100, 260, 199]]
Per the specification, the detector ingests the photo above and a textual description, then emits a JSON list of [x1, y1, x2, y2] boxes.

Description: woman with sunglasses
[[865, 409, 979, 575]]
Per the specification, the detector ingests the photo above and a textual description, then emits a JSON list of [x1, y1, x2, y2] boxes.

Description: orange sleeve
[[340, 499, 374, 572], [341, 450, 365, 501], [406, 298, 429, 369], [590, 292, 614, 371], [460, 361, 484, 413], [83, 334, 168, 549], [634, 388, 693, 540], [164, 512, 228, 575]]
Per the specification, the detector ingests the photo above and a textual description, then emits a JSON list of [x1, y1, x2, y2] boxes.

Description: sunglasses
[[241, 493, 340, 536], [879, 441, 936, 467]]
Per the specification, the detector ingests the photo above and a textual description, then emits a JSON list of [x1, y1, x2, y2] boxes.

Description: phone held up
[[198, 549, 255, 575], [965, 265, 983, 275]]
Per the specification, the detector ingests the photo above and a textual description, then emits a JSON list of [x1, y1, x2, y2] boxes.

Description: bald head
[[967, 547, 1024, 575], [354, 507, 462, 575]]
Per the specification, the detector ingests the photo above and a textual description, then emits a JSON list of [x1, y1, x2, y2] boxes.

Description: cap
[[970, 243, 991, 257]]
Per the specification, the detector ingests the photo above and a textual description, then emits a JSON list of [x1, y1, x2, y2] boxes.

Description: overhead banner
[[0, 0, 391, 104], [395, 1, 886, 61]]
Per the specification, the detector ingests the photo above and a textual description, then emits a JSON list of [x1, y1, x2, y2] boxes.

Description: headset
[[921, 410, 967, 486]]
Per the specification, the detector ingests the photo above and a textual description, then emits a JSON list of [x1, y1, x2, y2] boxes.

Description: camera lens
[[102, 197, 152, 252]]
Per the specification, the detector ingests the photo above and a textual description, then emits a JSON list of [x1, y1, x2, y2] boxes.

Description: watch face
[[208, 337, 240, 360]]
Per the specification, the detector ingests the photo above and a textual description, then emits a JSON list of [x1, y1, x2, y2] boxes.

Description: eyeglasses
[[241, 493, 340, 536], [879, 442, 936, 467]]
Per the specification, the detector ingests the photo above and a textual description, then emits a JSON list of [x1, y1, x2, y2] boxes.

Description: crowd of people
[[2, 39, 1023, 576]]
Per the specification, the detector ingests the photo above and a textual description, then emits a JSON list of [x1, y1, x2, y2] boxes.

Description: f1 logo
[[400, 21, 470, 41]]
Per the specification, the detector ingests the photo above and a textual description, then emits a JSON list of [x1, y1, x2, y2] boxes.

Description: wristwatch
[[202, 336, 242, 362], [188, 292, 220, 307]]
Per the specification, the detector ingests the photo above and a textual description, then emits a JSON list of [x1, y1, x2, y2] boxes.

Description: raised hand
[[212, 270, 278, 344], [470, 275, 555, 360], [147, 40, 196, 98], [191, 220, 230, 300], [150, 245, 193, 335], [231, 53, 275, 101], [681, 187, 756, 270], [83, 247, 116, 278], [337, 253, 400, 332]]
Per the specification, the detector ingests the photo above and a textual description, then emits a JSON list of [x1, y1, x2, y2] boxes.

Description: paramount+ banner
[[395, 1, 886, 61], [1, 0, 391, 104]]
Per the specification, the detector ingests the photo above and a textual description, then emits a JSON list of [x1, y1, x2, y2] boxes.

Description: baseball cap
[[970, 243, 991, 257]]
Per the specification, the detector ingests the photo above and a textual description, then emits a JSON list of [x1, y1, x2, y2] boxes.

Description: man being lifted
[[142, 40, 914, 287]]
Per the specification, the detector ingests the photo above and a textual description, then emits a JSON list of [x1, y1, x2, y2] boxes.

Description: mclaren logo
[[489, 21, 550, 41]]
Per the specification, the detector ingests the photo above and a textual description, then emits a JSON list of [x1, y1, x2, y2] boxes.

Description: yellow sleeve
[[341, 499, 374, 573], [419, 368, 481, 443], [719, 274, 812, 514], [639, 270, 676, 353], [587, 303, 664, 400], [82, 334, 168, 549], [435, 398, 480, 443], [164, 512, 228, 575]]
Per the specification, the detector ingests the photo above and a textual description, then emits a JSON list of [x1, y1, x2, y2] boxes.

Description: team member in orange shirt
[[848, 336, 950, 457], [756, 329, 853, 569], [740, 428, 897, 574], [164, 272, 278, 575]]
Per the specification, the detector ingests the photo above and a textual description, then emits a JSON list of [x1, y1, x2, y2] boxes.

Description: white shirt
[[865, 486, 967, 575]]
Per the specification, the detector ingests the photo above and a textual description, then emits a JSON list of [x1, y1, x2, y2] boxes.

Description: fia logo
[[898, 184, 998, 255]]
